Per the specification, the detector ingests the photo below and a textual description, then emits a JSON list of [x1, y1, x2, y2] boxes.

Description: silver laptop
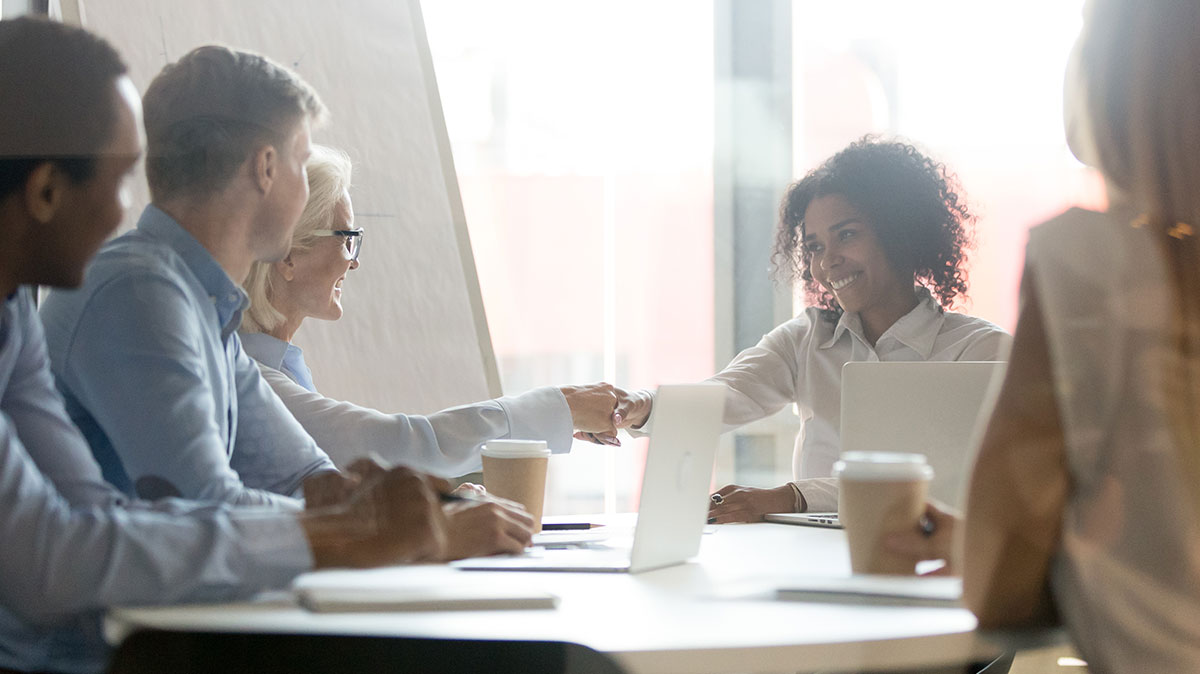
[[838, 361, 1005, 509], [454, 383, 726, 574]]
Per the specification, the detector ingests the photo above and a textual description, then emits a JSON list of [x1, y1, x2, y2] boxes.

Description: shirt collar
[[239, 331, 291, 370], [818, 287, 945, 357], [136, 204, 249, 337]]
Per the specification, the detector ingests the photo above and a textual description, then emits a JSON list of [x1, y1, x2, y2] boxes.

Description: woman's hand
[[707, 483, 797, 523], [882, 500, 961, 576]]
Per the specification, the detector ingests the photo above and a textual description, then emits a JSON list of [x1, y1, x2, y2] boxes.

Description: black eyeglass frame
[[310, 228, 364, 262]]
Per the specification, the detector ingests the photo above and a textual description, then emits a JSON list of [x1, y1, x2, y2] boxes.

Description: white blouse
[[1029, 209, 1200, 673], [642, 288, 1010, 512]]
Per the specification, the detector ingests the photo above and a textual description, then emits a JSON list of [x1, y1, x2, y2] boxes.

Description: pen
[[540, 522, 602, 531]]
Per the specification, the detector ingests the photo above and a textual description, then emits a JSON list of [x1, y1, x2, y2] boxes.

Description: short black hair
[[0, 17, 128, 199], [773, 136, 975, 322]]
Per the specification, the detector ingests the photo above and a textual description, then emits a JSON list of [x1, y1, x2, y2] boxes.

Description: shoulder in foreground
[[1029, 207, 1127, 244]]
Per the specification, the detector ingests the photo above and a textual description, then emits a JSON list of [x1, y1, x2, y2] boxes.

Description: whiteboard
[[77, 0, 501, 414]]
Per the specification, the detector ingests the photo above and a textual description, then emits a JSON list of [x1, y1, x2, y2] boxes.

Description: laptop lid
[[453, 383, 726, 573], [839, 361, 1005, 509], [627, 383, 726, 572]]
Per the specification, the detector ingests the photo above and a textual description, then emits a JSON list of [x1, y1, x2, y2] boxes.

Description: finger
[[707, 505, 757, 524], [714, 484, 740, 496], [427, 475, 454, 494], [881, 532, 939, 560], [593, 432, 620, 447]]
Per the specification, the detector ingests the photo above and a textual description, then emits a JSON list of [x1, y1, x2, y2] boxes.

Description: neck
[[266, 312, 305, 343], [859, 287, 920, 346], [0, 199, 34, 297], [155, 196, 258, 285]]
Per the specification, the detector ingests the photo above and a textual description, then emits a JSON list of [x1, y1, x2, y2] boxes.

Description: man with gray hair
[[40, 44, 536, 552]]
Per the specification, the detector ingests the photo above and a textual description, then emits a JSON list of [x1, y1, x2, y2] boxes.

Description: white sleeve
[[259, 365, 573, 477], [635, 318, 806, 435], [792, 478, 839, 513]]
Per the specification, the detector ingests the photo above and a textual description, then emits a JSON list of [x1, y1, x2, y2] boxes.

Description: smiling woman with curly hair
[[615, 136, 1011, 523], [776, 137, 974, 325]]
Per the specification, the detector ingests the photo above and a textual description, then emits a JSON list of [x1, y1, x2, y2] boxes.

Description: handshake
[[559, 382, 654, 446]]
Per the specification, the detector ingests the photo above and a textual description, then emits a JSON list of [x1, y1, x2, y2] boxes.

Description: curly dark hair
[[772, 136, 975, 323]]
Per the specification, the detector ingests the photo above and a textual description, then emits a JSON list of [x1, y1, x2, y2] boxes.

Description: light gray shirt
[[241, 331, 574, 477], [0, 289, 311, 674]]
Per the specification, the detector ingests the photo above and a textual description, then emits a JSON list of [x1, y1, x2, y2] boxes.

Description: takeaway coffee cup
[[834, 451, 934, 575], [480, 439, 551, 532]]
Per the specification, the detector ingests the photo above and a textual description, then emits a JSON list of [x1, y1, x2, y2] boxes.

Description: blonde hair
[[1080, 0, 1200, 510], [241, 145, 353, 334]]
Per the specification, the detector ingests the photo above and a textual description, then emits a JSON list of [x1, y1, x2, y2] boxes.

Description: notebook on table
[[453, 383, 726, 574]]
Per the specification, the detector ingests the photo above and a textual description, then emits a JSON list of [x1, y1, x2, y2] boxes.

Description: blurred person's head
[[1078, 0, 1200, 225], [142, 45, 326, 263], [1077, 0, 1200, 511], [241, 145, 358, 339], [773, 137, 975, 324], [0, 17, 142, 291]]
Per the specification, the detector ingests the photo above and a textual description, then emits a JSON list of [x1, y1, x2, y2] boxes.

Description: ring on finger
[[710, 493, 725, 505]]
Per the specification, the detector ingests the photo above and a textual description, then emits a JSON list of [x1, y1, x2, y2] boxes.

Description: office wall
[[78, 0, 501, 415]]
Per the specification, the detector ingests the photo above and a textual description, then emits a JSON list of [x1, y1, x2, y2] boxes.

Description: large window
[[425, 2, 715, 513], [425, 1, 1100, 513]]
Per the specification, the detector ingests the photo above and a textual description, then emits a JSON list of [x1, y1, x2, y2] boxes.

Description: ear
[[274, 254, 296, 282], [23, 162, 67, 224], [252, 144, 278, 195]]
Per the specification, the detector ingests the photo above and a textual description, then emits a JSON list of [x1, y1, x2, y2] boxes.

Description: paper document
[[776, 576, 962, 607], [293, 568, 558, 612]]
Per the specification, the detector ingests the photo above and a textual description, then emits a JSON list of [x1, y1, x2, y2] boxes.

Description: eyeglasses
[[310, 228, 364, 262]]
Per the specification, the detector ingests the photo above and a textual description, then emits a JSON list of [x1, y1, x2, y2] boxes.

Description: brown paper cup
[[834, 452, 933, 575], [481, 440, 550, 532]]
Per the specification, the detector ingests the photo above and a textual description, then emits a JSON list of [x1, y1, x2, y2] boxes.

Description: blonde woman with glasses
[[240, 146, 637, 482]]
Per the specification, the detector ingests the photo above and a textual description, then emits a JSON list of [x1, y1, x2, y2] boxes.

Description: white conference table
[[105, 518, 999, 674]]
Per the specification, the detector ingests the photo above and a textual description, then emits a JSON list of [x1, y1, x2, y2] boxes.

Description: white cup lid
[[833, 451, 934, 481], [481, 439, 550, 459]]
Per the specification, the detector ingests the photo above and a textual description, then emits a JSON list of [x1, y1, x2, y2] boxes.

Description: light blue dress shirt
[[0, 289, 312, 674], [39, 205, 336, 508], [240, 331, 316, 392]]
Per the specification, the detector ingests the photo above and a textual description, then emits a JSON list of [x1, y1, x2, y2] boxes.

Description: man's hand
[[302, 457, 392, 510], [301, 466, 449, 568], [440, 498, 535, 560], [563, 384, 653, 446], [882, 500, 961, 576], [707, 483, 797, 523]]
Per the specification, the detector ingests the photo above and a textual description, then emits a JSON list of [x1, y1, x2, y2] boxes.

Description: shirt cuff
[[625, 390, 657, 437], [228, 510, 315, 586], [495, 386, 574, 453], [792, 477, 839, 513]]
